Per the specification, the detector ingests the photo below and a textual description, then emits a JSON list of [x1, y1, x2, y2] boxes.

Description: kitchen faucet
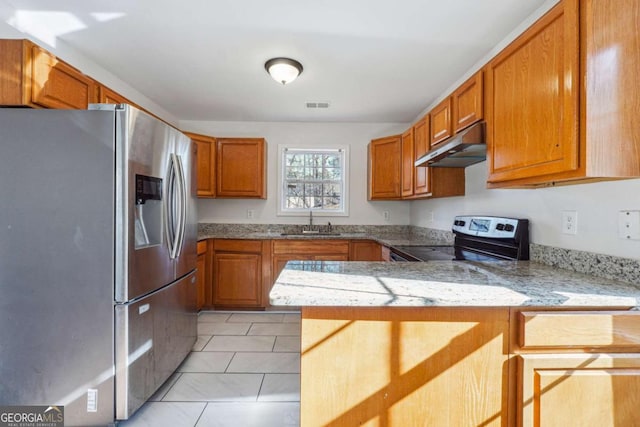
[[309, 210, 313, 230]]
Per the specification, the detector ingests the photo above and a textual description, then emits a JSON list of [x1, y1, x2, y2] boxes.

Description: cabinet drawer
[[213, 239, 262, 253], [273, 240, 349, 255], [197, 240, 208, 255], [519, 311, 640, 349]]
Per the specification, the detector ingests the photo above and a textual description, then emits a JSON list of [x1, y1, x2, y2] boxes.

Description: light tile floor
[[119, 311, 301, 427]]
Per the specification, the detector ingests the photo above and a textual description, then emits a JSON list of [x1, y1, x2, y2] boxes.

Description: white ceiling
[[4, 0, 548, 122]]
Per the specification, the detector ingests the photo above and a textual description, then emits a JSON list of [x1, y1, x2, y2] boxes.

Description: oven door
[[454, 235, 524, 261]]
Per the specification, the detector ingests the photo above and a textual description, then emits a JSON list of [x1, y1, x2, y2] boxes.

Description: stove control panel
[[452, 215, 525, 239]]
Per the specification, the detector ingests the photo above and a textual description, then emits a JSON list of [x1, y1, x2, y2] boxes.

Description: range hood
[[415, 121, 486, 168]]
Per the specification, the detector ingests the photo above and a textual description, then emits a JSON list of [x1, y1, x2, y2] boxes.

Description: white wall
[[180, 120, 410, 225], [411, 163, 640, 259]]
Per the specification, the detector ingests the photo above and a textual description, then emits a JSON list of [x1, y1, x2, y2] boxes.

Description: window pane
[[304, 183, 320, 197], [286, 182, 303, 196], [286, 153, 304, 167], [323, 168, 341, 180], [286, 197, 307, 209], [305, 154, 322, 168], [286, 166, 304, 179], [323, 183, 341, 197], [304, 167, 322, 179], [322, 197, 341, 209], [324, 155, 340, 168]]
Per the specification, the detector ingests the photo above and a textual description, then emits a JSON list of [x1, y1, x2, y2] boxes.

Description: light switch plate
[[618, 210, 640, 240]]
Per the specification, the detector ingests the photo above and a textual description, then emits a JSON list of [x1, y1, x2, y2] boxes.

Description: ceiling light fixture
[[264, 57, 303, 85]]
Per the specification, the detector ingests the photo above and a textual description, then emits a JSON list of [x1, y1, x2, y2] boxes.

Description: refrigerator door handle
[[174, 154, 187, 257], [165, 154, 182, 259]]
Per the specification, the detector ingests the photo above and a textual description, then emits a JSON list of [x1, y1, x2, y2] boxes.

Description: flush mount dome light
[[264, 57, 303, 85]]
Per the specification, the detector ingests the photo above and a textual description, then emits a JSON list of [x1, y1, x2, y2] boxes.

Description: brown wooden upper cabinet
[[184, 132, 217, 198], [412, 115, 431, 197], [429, 97, 452, 147], [452, 70, 483, 133], [369, 129, 465, 201], [368, 135, 402, 200], [486, 0, 579, 186], [0, 39, 96, 109], [401, 128, 415, 198], [97, 85, 132, 105], [485, 0, 640, 187], [216, 138, 267, 198]]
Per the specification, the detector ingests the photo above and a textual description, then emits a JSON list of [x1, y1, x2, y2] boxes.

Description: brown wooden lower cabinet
[[298, 306, 640, 426], [272, 240, 350, 279], [300, 306, 511, 426], [349, 240, 382, 261], [212, 239, 269, 309], [513, 309, 640, 427], [518, 353, 640, 427], [196, 240, 208, 310]]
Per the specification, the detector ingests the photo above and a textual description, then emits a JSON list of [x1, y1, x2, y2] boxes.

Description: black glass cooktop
[[392, 246, 455, 261]]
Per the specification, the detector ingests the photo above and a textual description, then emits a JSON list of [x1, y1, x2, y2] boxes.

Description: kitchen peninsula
[[270, 260, 640, 426]]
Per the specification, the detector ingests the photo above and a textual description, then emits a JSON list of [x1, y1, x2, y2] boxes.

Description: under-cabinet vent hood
[[415, 121, 486, 168]]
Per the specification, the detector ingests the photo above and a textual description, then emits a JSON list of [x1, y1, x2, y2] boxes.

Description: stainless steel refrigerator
[[0, 104, 198, 426]]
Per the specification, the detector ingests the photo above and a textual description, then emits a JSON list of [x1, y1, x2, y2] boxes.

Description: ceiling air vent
[[306, 101, 330, 109]]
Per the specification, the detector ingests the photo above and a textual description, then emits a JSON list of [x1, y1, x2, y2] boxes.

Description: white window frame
[[277, 145, 349, 217]]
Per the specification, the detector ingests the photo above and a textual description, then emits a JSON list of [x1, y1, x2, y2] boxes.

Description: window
[[278, 146, 349, 216]]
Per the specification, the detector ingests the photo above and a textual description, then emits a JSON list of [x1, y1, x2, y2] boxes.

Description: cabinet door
[[98, 85, 131, 105], [0, 39, 30, 106], [31, 45, 96, 109], [518, 353, 640, 427], [368, 135, 402, 200], [412, 116, 431, 197], [349, 240, 382, 261], [196, 241, 208, 310], [185, 132, 216, 198], [430, 97, 452, 147], [216, 138, 266, 198], [452, 71, 483, 133], [486, 0, 579, 185], [582, 0, 640, 178], [301, 307, 510, 426], [272, 254, 314, 284], [213, 252, 262, 307], [401, 128, 414, 198], [272, 240, 350, 280]]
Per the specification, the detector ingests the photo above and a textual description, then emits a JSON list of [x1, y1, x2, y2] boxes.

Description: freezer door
[[114, 271, 197, 420], [113, 105, 174, 302]]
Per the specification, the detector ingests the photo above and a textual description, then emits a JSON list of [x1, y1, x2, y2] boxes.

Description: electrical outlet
[[247, 209, 254, 220], [561, 211, 577, 235], [618, 210, 640, 240], [383, 211, 390, 222]]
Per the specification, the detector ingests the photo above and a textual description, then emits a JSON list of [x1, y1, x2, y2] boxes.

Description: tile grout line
[[192, 402, 208, 427], [157, 372, 182, 402], [256, 373, 266, 402]]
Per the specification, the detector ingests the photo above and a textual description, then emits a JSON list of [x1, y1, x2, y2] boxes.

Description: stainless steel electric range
[[390, 215, 529, 262]]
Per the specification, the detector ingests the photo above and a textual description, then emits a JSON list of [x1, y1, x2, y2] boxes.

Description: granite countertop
[[269, 260, 640, 308]]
